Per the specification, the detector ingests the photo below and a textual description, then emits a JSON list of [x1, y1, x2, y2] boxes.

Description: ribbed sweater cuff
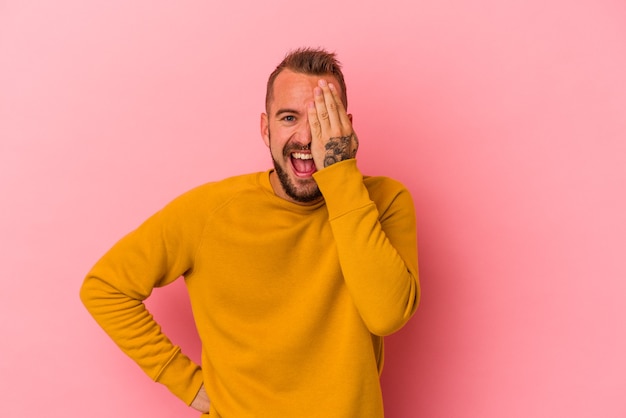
[[155, 347, 204, 405], [313, 159, 371, 219]]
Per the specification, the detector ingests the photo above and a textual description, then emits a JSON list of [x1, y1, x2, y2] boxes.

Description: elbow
[[366, 317, 408, 337], [366, 299, 419, 337], [79, 277, 91, 307], [365, 281, 420, 337], [79, 274, 117, 316], [79, 275, 99, 314]]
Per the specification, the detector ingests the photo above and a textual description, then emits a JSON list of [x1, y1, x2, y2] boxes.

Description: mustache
[[266, 130, 310, 157], [283, 143, 310, 157]]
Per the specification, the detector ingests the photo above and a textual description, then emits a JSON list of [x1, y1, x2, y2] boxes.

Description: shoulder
[[163, 172, 264, 215]]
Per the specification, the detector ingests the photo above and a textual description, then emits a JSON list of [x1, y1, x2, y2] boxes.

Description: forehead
[[269, 69, 342, 112]]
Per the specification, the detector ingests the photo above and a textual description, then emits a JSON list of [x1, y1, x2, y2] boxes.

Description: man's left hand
[[308, 79, 359, 170]]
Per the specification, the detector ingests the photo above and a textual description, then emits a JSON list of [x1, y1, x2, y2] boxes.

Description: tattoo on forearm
[[324, 134, 359, 167]]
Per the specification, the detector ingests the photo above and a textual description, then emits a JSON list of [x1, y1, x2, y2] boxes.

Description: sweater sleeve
[[79, 191, 206, 405], [313, 159, 420, 336]]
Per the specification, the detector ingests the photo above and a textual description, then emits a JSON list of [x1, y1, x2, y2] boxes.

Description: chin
[[273, 158, 322, 203]]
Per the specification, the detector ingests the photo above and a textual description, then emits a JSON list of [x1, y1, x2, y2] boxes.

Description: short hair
[[265, 47, 348, 112]]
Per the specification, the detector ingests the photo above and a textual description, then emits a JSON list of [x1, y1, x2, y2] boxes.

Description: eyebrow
[[274, 108, 302, 118]]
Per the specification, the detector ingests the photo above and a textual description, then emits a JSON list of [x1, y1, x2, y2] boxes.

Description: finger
[[328, 82, 352, 129], [312, 85, 332, 135], [307, 100, 322, 140], [318, 79, 342, 132]]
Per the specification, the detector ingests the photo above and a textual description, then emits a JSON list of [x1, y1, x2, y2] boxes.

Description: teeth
[[292, 152, 313, 160]]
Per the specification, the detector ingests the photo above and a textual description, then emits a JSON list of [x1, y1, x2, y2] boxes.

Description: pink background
[[1, 1, 625, 417]]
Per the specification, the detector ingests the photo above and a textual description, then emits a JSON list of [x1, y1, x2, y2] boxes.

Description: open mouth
[[290, 152, 316, 177]]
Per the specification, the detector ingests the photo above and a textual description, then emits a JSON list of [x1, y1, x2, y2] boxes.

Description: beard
[[272, 156, 322, 203]]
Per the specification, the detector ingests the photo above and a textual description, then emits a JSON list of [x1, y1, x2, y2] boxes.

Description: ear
[[260, 113, 270, 147], [348, 113, 353, 124]]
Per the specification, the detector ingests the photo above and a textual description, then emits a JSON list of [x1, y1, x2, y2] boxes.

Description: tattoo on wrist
[[324, 134, 359, 167]]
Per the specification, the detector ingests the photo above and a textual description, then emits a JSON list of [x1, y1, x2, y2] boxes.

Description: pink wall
[[1, 1, 625, 417]]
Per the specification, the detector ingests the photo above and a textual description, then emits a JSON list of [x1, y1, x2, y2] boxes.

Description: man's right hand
[[191, 384, 210, 413]]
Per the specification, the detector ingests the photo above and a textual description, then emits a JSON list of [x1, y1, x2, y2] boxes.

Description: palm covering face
[[307, 79, 359, 170]]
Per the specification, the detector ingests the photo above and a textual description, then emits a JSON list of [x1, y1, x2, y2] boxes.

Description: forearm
[[80, 275, 203, 404], [314, 160, 420, 336]]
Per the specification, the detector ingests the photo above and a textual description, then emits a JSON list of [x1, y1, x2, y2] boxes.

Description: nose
[[296, 119, 312, 148]]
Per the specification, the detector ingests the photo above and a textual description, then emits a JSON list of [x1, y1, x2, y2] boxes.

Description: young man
[[81, 47, 420, 417]]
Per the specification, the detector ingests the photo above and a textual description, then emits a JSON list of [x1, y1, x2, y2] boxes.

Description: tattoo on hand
[[324, 134, 359, 167]]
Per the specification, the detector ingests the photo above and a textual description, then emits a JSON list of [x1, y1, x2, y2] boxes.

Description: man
[[81, 47, 420, 417]]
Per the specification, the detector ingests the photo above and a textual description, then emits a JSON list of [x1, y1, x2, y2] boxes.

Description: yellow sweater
[[80, 160, 419, 417]]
